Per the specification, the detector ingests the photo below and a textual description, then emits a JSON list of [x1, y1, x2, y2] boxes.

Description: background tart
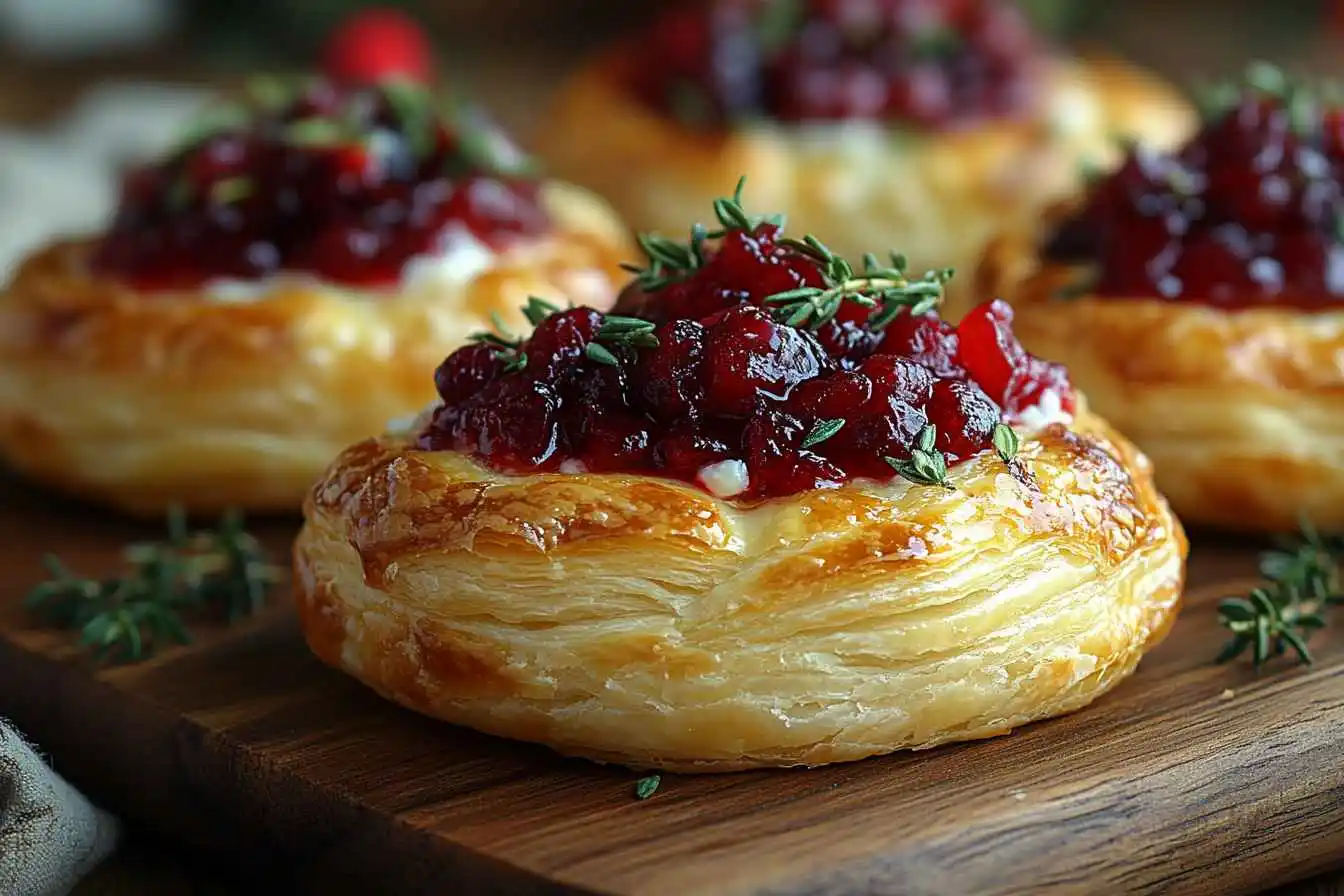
[[977, 65, 1344, 531], [538, 0, 1196, 318], [0, 79, 633, 516]]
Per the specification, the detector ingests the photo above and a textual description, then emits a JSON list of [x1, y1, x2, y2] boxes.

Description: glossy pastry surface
[[295, 184, 1186, 771], [538, 0, 1196, 316], [980, 66, 1344, 531], [0, 78, 631, 515]]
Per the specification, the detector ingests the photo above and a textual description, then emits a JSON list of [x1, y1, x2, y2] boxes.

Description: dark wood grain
[[2, 471, 1342, 896]]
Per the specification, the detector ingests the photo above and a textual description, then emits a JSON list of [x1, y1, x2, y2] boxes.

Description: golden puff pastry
[[294, 401, 1186, 772], [538, 46, 1194, 319], [0, 181, 631, 517], [979, 234, 1344, 533]]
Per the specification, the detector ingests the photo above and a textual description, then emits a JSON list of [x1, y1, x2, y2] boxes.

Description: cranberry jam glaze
[[420, 182, 1074, 500], [1046, 65, 1344, 309], [91, 78, 548, 291], [633, 0, 1041, 128]]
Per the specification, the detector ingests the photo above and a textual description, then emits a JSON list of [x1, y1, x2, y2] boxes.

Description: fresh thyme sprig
[[620, 176, 952, 331], [767, 244, 952, 331], [885, 425, 953, 490], [1216, 522, 1343, 668], [621, 177, 783, 292], [25, 508, 281, 664]]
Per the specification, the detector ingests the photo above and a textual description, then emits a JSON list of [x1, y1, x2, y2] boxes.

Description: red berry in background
[[322, 8, 435, 86]]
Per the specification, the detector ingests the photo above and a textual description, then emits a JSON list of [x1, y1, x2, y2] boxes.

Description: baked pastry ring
[[0, 81, 632, 517], [295, 400, 1184, 772], [538, 0, 1195, 318], [977, 66, 1344, 532], [288, 182, 1182, 773]]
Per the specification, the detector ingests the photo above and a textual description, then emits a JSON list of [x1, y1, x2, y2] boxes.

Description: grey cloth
[[0, 721, 120, 896]]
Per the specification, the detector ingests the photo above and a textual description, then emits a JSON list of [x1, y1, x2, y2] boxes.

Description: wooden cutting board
[[2, 471, 1342, 896]]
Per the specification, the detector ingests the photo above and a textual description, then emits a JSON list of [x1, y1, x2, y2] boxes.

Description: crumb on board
[[1220, 689, 1236, 700], [1009, 789, 1027, 802]]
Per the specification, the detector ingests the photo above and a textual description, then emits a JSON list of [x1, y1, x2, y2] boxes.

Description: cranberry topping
[[419, 184, 1073, 500], [90, 78, 547, 291], [1045, 65, 1344, 310], [631, 0, 1042, 129]]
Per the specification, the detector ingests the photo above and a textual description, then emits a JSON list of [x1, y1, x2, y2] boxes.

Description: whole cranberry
[[636, 319, 707, 419], [792, 370, 874, 418], [876, 312, 961, 376], [525, 307, 605, 378], [742, 410, 846, 497], [859, 354, 936, 409], [701, 306, 830, 416], [654, 417, 736, 480], [456, 378, 561, 467], [924, 379, 999, 461], [433, 342, 504, 406], [322, 8, 435, 86]]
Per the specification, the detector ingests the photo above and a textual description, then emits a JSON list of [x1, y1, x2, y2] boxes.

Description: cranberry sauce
[[631, 0, 1040, 129], [91, 78, 548, 291], [419, 183, 1073, 500], [1045, 65, 1344, 310]]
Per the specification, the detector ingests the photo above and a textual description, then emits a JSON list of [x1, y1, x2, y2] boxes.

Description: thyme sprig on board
[[1216, 522, 1343, 668], [25, 508, 281, 664]]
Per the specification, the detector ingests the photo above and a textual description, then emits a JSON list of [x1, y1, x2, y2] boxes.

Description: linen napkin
[[0, 720, 120, 896]]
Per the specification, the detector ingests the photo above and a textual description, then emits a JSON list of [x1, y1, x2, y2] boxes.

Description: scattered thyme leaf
[[802, 418, 845, 450], [634, 775, 661, 800], [992, 424, 1019, 464]]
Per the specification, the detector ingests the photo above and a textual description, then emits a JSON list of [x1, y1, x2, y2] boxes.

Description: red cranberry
[[859, 355, 936, 409], [321, 8, 435, 86], [434, 342, 504, 406], [924, 379, 999, 461], [1003, 357, 1074, 419], [702, 305, 830, 416], [636, 319, 707, 419], [743, 411, 847, 496], [526, 307, 604, 377], [456, 378, 561, 467], [955, 298, 1022, 400], [655, 418, 736, 480], [877, 312, 960, 376]]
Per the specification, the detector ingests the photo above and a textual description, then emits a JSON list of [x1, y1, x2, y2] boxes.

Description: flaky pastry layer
[[0, 182, 633, 516], [979, 233, 1344, 532], [294, 406, 1186, 771], [537, 50, 1195, 318]]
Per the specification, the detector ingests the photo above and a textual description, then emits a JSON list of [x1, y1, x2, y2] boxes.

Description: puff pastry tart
[[538, 0, 1195, 317], [296, 182, 1186, 771], [0, 78, 631, 516], [979, 66, 1344, 532]]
